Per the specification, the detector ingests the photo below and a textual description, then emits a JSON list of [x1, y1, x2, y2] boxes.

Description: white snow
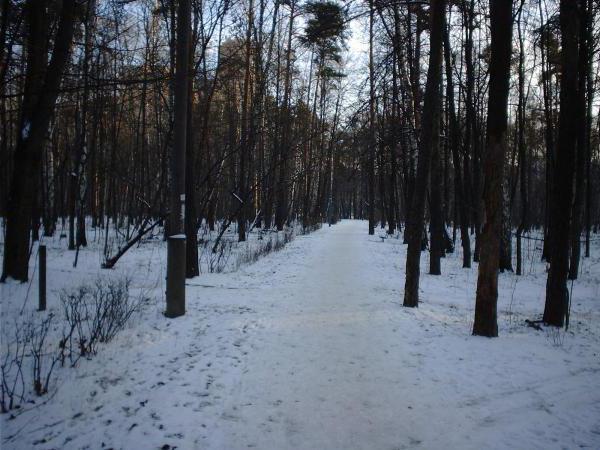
[[1, 220, 599, 449]]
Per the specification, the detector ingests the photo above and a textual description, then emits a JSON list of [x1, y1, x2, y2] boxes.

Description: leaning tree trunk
[[403, 0, 445, 307], [544, 0, 580, 327], [1, 0, 76, 282], [473, 0, 513, 337]]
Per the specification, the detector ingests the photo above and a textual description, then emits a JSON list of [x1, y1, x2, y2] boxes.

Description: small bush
[[60, 277, 140, 366], [1, 324, 27, 412], [1, 277, 145, 413], [25, 313, 59, 396], [1, 313, 60, 411]]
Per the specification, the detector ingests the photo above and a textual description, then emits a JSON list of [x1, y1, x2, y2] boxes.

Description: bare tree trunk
[[499, 170, 513, 272], [275, 0, 296, 231], [544, 0, 580, 327], [238, 0, 254, 242], [568, 0, 589, 280], [516, 7, 527, 276], [443, 22, 471, 268], [1, 0, 76, 282], [540, 0, 555, 262], [368, 0, 376, 235], [185, 47, 199, 278], [429, 111, 443, 275], [473, 0, 513, 337], [403, 0, 445, 307], [583, 0, 593, 258]]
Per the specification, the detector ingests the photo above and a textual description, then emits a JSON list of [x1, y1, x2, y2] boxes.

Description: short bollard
[[39, 245, 46, 311]]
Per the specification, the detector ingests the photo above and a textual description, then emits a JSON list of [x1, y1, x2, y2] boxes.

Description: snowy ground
[[1, 220, 599, 449]]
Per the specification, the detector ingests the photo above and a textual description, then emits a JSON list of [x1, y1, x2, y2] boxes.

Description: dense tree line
[[1, 0, 599, 333]]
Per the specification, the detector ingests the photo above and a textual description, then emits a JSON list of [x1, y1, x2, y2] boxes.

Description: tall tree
[[473, 0, 514, 337], [1, 0, 77, 282], [429, 103, 443, 275], [442, 20, 471, 269], [515, 4, 528, 276], [544, 0, 580, 327], [368, 0, 376, 235], [275, 0, 297, 231], [403, 0, 445, 307], [568, 0, 590, 280]]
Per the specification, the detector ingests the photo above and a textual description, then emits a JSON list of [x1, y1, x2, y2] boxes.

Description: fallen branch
[[102, 218, 162, 269]]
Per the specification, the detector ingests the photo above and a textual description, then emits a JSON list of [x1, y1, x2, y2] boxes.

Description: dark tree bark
[[583, 0, 593, 259], [1, 0, 77, 282], [238, 0, 254, 242], [368, 0, 376, 235], [185, 45, 199, 278], [540, 0, 555, 262], [429, 111, 443, 275], [544, 0, 580, 327], [274, 1, 295, 231], [473, 0, 513, 337], [568, 0, 589, 280], [516, 6, 527, 276], [462, 0, 479, 262], [443, 22, 471, 268], [403, 0, 445, 307]]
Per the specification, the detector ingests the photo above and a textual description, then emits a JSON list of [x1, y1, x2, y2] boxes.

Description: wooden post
[[38, 244, 46, 311]]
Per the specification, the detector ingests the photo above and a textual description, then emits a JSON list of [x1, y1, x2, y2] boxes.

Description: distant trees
[[0, 0, 598, 337], [0, 0, 353, 281]]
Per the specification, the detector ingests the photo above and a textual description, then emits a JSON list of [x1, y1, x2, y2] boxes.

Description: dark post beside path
[[38, 244, 46, 311]]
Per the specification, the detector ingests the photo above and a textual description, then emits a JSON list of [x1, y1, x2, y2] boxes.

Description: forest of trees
[[1, 0, 599, 336]]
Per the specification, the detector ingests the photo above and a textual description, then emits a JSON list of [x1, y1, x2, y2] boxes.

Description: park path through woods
[[3, 220, 599, 449], [208, 220, 417, 448], [202, 220, 599, 449]]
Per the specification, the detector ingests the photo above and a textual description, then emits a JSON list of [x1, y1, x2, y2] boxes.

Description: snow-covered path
[[203, 220, 599, 450], [208, 220, 411, 449], [3, 220, 599, 450]]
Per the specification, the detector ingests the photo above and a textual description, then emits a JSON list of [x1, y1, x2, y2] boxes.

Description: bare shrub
[[300, 223, 321, 235], [59, 277, 140, 366], [24, 313, 59, 396], [234, 228, 296, 270], [1, 313, 60, 411], [200, 238, 233, 273], [1, 324, 27, 412], [1, 277, 146, 413]]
